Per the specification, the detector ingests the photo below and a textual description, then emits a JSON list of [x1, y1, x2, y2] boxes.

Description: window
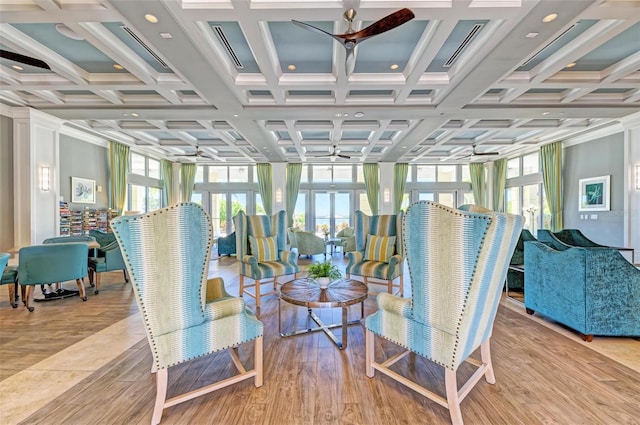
[[461, 165, 471, 183], [506, 158, 519, 178], [229, 166, 249, 182], [195, 166, 204, 183], [437, 165, 456, 182], [127, 152, 164, 213], [209, 167, 227, 183], [293, 193, 306, 228], [312, 166, 332, 182], [522, 152, 539, 175], [416, 165, 436, 182]]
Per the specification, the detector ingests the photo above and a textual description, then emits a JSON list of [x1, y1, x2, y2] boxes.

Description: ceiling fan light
[[287, 64, 296, 71], [55, 23, 84, 41], [12, 64, 23, 71], [144, 14, 159, 24], [542, 13, 558, 23], [390, 64, 399, 70]]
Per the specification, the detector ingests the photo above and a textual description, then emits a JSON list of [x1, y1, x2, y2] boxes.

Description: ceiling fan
[[172, 145, 214, 160], [460, 144, 501, 159], [292, 8, 415, 75], [0, 49, 51, 70], [308, 145, 351, 159]]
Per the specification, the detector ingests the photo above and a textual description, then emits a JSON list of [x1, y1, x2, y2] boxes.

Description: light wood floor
[[1, 254, 639, 425]]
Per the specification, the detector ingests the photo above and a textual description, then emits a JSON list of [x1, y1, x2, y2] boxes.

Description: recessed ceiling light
[[390, 64, 399, 70], [542, 13, 558, 23], [55, 23, 84, 40], [233, 114, 239, 118], [122, 113, 129, 117], [525, 32, 539, 38], [144, 14, 159, 24], [354, 112, 364, 118], [113, 64, 124, 70], [542, 111, 550, 116], [12, 65, 23, 71], [287, 64, 296, 71], [131, 112, 139, 117], [565, 62, 576, 68], [160, 33, 173, 39]]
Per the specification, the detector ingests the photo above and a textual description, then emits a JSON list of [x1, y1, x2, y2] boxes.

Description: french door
[[312, 191, 351, 237]]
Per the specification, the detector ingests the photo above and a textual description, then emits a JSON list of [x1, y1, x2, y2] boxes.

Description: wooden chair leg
[[239, 275, 245, 298], [445, 368, 463, 425], [25, 286, 34, 312], [76, 278, 87, 301], [7, 285, 17, 308], [152, 368, 168, 425], [94, 272, 101, 295], [387, 279, 393, 294], [365, 329, 375, 378], [254, 279, 261, 310], [123, 269, 130, 283], [481, 340, 495, 384], [399, 275, 404, 297], [255, 335, 263, 387]]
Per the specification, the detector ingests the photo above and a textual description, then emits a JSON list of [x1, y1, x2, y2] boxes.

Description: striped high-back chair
[[234, 210, 299, 311], [365, 201, 523, 425], [111, 203, 264, 425], [345, 210, 404, 296]]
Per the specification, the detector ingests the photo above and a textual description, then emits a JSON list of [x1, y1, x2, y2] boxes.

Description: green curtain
[[109, 141, 129, 215], [180, 163, 197, 202], [161, 159, 175, 206], [492, 158, 507, 212], [393, 163, 409, 213], [541, 141, 563, 231], [257, 163, 273, 216], [363, 163, 379, 215], [285, 163, 302, 227], [470, 162, 486, 207]]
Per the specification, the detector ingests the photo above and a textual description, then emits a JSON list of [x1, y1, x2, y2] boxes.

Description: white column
[[621, 112, 640, 263], [13, 108, 64, 247]]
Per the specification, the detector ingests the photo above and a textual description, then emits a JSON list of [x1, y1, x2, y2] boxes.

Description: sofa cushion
[[365, 234, 396, 262], [249, 235, 278, 261]]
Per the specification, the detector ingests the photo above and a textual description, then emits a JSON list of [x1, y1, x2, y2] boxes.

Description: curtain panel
[[492, 159, 507, 212], [541, 141, 563, 231], [180, 163, 197, 203], [363, 163, 379, 215], [161, 159, 175, 206], [109, 141, 129, 215], [469, 162, 486, 208], [285, 163, 302, 227], [257, 163, 273, 216], [393, 163, 409, 213]]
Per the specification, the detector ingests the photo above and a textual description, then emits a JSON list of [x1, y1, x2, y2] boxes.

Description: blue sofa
[[524, 240, 640, 341], [217, 232, 236, 257]]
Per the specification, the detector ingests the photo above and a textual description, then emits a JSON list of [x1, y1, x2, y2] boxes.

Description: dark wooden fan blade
[[292, 20, 343, 44], [337, 154, 351, 159], [351, 8, 415, 41], [0, 49, 51, 70]]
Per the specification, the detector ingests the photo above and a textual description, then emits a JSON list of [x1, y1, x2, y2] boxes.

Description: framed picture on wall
[[579, 175, 610, 211], [71, 177, 96, 204]]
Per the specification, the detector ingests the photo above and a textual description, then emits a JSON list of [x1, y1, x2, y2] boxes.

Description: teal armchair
[[346, 211, 404, 296], [216, 231, 236, 257], [234, 210, 299, 311], [88, 241, 129, 294], [365, 201, 523, 425], [506, 229, 537, 292], [1, 253, 20, 308], [18, 243, 89, 311], [294, 231, 326, 258], [112, 203, 263, 425]]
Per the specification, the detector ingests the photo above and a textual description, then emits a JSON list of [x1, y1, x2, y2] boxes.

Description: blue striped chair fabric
[[111, 203, 263, 425], [365, 201, 523, 425], [234, 210, 299, 310], [346, 210, 404, 296]]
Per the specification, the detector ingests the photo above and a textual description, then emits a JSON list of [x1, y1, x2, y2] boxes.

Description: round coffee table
[[279, 278, 367, 349]]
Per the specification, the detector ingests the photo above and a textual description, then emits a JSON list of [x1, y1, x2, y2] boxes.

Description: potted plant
[[307, 260, 342, 289]]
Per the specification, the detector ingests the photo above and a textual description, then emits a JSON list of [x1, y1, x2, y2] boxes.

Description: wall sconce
[[636, 165, 640, 191], [275, 188, 282, 203], [383, 188, 390, 203], [40, 165, 50, 192]]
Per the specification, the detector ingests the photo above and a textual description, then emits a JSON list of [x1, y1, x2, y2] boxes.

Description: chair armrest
[[204, 296, 246, 321], [205, 277, 232, 301], [346, 250, 363, 266], [388, 254, 403, 267], [377, 293, 412, 318], [280, 250, 298, 265], [242, 255, 258, 266]]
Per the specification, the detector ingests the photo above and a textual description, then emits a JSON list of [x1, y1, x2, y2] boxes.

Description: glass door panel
[[210, 193, 226, 237], [293, 192, 306, 229], [314, 192, 330, 237], [334, 192, 351, 234]]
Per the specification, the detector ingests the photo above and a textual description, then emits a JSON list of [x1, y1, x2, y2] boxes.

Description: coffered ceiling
[[1, 0, 639, 164]]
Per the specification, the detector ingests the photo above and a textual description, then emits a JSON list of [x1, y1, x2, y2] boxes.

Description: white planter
[[317, 277, 331, 289]]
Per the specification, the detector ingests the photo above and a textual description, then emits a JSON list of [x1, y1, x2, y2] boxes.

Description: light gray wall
[[0, 115, 14, 251], [563, 133, 624, 247], [60, 134, 109, 209]]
